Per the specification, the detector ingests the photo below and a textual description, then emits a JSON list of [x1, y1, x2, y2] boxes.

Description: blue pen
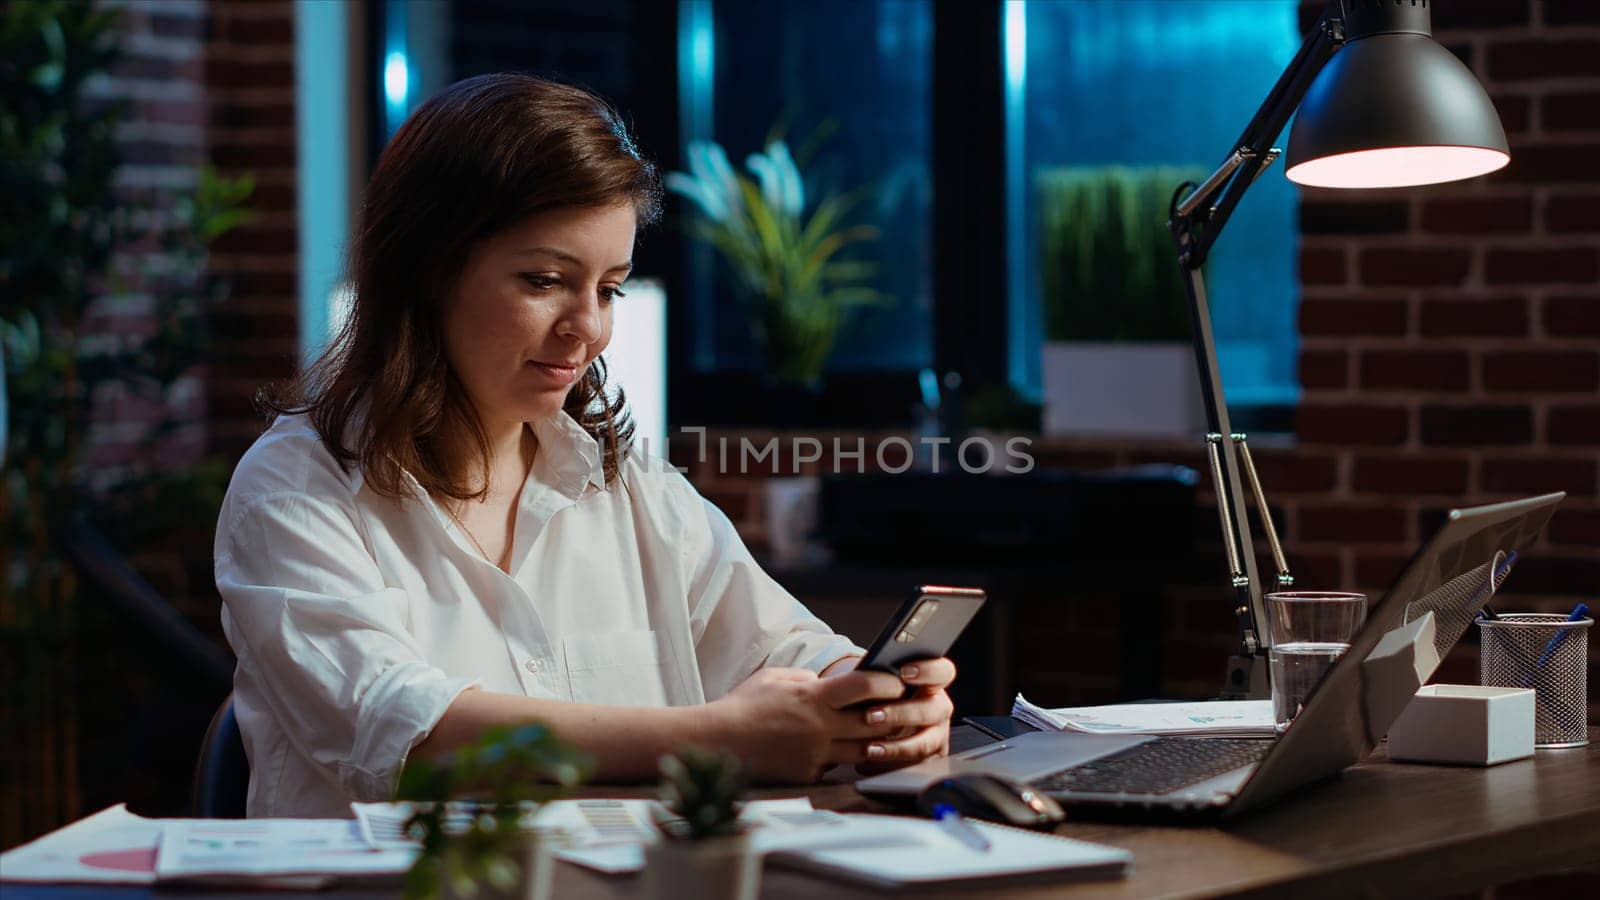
[[1521, 603, 1590, 736], [1531, 602, 1590, 676], [932, 804, 991, 853]]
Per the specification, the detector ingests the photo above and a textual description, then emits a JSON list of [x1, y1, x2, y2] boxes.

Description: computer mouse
[[916, 773, 1066, 828]]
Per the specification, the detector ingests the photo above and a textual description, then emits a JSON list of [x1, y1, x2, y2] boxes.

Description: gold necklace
[[442, 430, 534, 569], [443, 502, 502, 567]]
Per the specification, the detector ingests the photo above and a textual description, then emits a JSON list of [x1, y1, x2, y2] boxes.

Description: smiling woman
[[218, 74, 958, 818]]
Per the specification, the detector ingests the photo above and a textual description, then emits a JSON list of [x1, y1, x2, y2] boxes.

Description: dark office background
[[2, 10, 1596, 898]]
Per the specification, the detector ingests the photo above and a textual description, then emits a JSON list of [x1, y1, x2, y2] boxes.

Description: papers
[[154, 818, 415, 885], [769, 815, 1131, 889], [0, 805, 163, 885], [0, 804, 414, 889], [4, 797, 1132, 891], [1014, 694, 1276, 737]]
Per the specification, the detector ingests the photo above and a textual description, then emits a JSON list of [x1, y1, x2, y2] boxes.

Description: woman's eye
[[600, 285, 628, 303], [521, 273, 559, 291]]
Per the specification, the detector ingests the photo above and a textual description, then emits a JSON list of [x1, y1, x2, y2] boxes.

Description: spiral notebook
[[766, 814, 1131, 889]]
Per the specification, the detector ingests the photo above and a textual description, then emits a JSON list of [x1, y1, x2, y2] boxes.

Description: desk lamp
[[1167, 0, 1509, 698]]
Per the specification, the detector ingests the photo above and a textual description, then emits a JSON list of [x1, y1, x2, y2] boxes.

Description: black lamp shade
[[1285, 32, 1509, 189]]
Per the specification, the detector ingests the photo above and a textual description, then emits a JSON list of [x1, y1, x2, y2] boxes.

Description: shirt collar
[[531, 411, 609, 497], [344, 411, 606, 502]]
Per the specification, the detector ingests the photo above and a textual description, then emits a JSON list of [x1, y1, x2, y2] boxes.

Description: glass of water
[[1267, 592, 1367, 730]]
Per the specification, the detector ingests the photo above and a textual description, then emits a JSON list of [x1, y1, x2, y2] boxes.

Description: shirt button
[[524, 658, 543, 674]]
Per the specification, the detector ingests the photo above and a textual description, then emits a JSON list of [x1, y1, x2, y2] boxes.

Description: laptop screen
[[1228, 492, 1564, 815]]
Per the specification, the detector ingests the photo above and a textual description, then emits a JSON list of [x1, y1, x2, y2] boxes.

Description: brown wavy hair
[[266, 74, 662, 500]]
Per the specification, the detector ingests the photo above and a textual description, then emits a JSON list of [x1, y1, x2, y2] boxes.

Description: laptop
[[858, 493, 1565, 820]]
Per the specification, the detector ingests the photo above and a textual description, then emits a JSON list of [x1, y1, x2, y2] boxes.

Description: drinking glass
[[1267, 592, 1367, 730]]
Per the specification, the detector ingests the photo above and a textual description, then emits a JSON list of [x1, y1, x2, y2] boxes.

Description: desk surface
[[9, 730, 1599, 899]]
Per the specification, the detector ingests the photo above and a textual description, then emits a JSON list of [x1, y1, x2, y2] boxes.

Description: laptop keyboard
[[1032, 737, 1272, 796]]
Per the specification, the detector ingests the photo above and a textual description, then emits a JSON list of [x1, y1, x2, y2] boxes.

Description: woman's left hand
[[829, 656, 956, 773]]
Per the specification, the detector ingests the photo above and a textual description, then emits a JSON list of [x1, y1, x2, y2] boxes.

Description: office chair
[[192, 693, 250, 817]]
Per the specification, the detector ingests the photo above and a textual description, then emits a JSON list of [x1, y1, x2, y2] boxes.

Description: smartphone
[[857, 585, 987, 676]]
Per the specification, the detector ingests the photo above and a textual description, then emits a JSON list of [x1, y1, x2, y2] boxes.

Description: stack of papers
[[0, 805, 416, 888], [1013, 694, 1276, 738]]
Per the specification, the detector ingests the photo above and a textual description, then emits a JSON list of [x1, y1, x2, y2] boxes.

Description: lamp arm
[[1178, 5, 1345, 266], [1167, 1, 1347, 698]]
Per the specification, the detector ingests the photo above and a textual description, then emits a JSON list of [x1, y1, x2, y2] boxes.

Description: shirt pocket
[[562, 629, 671, 707]]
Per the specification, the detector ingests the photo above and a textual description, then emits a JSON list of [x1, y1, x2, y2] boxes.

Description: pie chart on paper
[[80, 847, 158, 872]]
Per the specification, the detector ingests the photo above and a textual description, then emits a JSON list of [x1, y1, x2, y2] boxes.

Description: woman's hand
[[845, 657, 957, 775], [702, 658, 957, 783]]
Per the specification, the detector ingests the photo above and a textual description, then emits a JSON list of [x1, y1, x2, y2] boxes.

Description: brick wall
[[76, 0, 297, 607], [1292, 0, 1598, 617], [89, 0, 298, 471], [200, 0, 300, 460]]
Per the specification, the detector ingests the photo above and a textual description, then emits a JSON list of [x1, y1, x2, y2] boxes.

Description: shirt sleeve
[[216, 488, 477, 804], [679, 484, 864, 699]]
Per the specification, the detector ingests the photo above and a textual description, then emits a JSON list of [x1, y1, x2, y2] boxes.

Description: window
[[676, 0, 934, 374], [1006, 0, 1302, 411]]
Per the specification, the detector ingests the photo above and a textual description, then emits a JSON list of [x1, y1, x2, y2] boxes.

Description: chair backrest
[[192, 694, 250, 817]]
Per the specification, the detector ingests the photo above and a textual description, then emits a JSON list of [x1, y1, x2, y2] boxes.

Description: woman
[[215, 74, 956, 818]]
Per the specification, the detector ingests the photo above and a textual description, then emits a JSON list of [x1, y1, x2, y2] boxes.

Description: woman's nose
[[557, 289, 604, 343]]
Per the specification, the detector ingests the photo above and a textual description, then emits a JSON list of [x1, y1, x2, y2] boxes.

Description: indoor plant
[[641, 745, 758, 900], [666, 135, 884, 386], [395, 723, 594, 900], [1038, 165, 1206, 436]]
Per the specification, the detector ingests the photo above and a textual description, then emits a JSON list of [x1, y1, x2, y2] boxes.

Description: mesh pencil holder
[[1477, 614, 1592, 749]]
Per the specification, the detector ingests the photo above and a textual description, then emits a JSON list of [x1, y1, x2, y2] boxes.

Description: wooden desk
[[8, 730, 1599, 899]]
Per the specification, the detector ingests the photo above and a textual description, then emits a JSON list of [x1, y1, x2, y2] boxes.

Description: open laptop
[[858, 493, 1565, 820]]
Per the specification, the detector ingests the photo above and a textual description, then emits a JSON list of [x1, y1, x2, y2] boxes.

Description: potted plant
[[666, 135, 885, 387], [395, 723, 593, 900], [641, 745, 758, 900], [1038, 165, 1207, 437]]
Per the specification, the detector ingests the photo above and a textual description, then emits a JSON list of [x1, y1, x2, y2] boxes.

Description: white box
[[1387, 684, 1535, 766]]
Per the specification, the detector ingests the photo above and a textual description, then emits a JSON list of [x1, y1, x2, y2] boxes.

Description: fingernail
[[866, 708, 887, 724], [867, 744, 886, 759], [901, 665, 919, 679]]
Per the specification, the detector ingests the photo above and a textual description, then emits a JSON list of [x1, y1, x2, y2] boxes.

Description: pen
[[1531, 602, 1589, 675], [1521, 602, 1590, 736], [931, 804, 991, 853]]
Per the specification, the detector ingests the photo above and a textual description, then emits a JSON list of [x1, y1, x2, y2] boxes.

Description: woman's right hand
[[701, 666, 908, 783]]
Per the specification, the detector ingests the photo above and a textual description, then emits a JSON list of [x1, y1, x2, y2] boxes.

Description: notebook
[[767, 814, 1131, 889]]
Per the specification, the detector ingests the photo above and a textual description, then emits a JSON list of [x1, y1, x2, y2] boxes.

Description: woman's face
[[443, 202, 637, 429]]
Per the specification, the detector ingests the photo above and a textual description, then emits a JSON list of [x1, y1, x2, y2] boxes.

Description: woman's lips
[[526, 360, 581, 385]]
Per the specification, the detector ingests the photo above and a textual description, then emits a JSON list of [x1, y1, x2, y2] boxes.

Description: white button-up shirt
[[215, 412, 859, 818]]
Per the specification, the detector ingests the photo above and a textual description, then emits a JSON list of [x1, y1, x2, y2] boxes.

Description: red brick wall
[[1293, 0, 1598, 620], [88, 0, 298, 474], [201, 0, 300, 459]]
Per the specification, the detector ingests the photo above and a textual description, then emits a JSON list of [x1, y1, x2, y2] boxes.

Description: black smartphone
[[857, 585, 987, 676]]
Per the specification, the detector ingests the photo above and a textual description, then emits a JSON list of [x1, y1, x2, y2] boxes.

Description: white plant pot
[[641, 834, 760, 900], [440, 829, 554, 900], [1042, 341, 1206, 437]]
